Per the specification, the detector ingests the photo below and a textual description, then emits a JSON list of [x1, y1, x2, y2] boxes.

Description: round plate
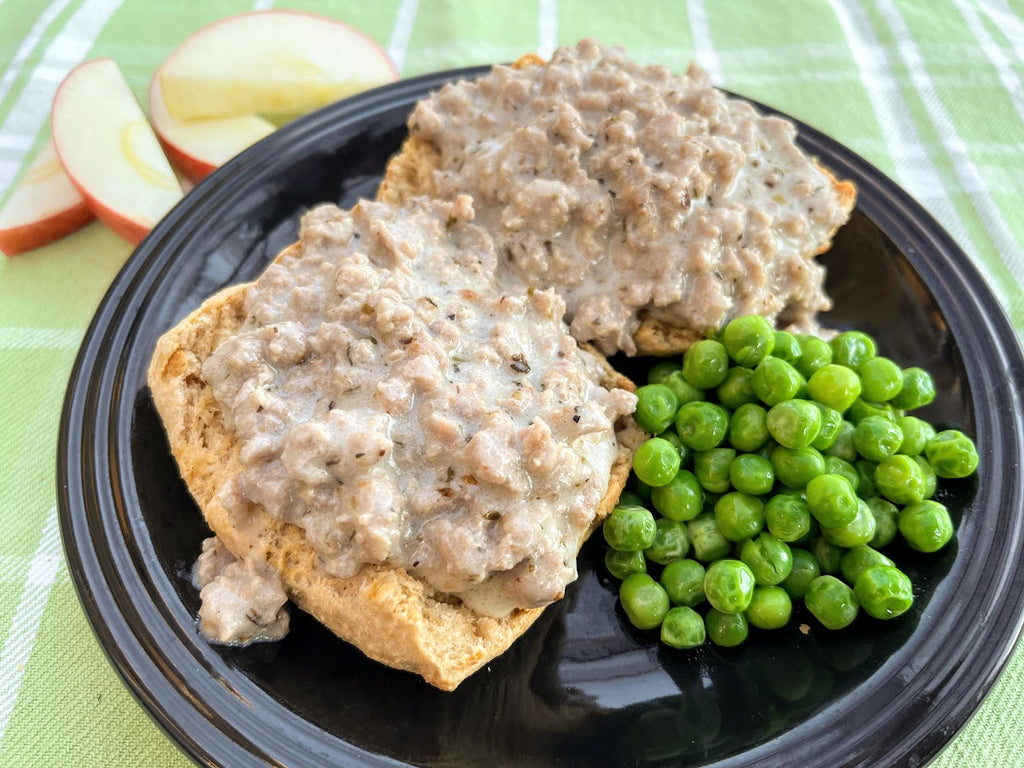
[[58, 67, 1024, 767]]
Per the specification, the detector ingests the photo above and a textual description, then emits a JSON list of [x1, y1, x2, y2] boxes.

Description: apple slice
[[52, 58, 183, 245], [0, 139, 94, 256], [149, 66, 276, 182], [159, 11, 398, 121]]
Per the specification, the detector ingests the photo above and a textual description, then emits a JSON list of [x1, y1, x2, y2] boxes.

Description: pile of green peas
[[603, 314, 979, 649]]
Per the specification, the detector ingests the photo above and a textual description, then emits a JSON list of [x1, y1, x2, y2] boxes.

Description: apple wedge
[[159, 11, 398, 121], [0, 139, 94, 256], [148, 67, 276, 182], [52, 58, 183, 245]]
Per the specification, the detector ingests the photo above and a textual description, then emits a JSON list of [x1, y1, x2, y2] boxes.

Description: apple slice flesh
[[0, 140, 94, 256], [52, 58, 183, 245], [149, 67, 275, 182], [160, 11, 398, 121]]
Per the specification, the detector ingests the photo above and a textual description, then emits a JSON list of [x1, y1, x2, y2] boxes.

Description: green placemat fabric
[[1, 1, 1022, 765]]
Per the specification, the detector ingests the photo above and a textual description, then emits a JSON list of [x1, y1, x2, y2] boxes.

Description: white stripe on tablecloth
[[980, 0, 1024, 67], [686, 0, 724, 85], [0, 0, 126, 195], [0, 507, 64, 744], [827, 0, 975, 253], [0, 327, 84, 351], [953, 0, 1024, 126], [0, 0, 73, 113], [876, 0, 1022, 284], [537, 0, 558, 60], [251, 0, 274, 10], [387, 0, 419, 76]]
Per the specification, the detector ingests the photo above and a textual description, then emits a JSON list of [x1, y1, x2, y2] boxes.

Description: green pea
[[772, 331, 802, 366], [766, 399, 822, 450], [824, 455, 859, 492], [830, 330, 877, 369], [722, 314, 775, 367], [854, 565, 914, 620], [729, 453, 775, 496], [890, 367, 936, 411], [811, 403, 843, 450], [752, 356, 803, 406], [703, 559, 756, 614], [765, 493, 813, 542], [820, 499, 877, 548], [604, 505, 658, 551], [675, 401, 729, 451], [729, 402, 770, 453], [915, 455, 938, 499], [865, 497, 900, 548], [717, 366, 758, 410], [657, 430, 691, 468], [899, 500, 954, 552], [745, 586, 793, 629], [874, 454, 927, 504], [925, 430, 979, 478], [810, 536, 844, 575], [858, 356, 903, 402], [770, 445, 826, 489], [694, 448, 736, 493], [605, 548, 648, 580], [805, 575, 860, 630], [645, 518, 690, 564], [660, 606, 707, 649], [740, 533, 793, 586], [807, 364, 862, 413], [714, 492, 765, 541], [661, 370, 707, 406], [847, 398, 897, 425], [647, 360, 681, 385], [633, 384, 679, 434], [705, 608, 749, 647], [853, 415, 903, 462], [782, 548, 821, 599], [823, 420, 858, 462], [805, 473, 858, 527], [795, 334, 834, 379], [619, 573, 670, 630], [633, 437, 682, 487], [682, 339, 730, 389], [897, 416, 936, 456], [660, 559, 707, 607], [840, 545, 895, 586], [650, 469, 704, 522], [854, 459, 879, 498], [687, 512, 733, 562]]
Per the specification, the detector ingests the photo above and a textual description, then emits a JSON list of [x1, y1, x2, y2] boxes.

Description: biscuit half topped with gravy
[[380, 39, 856, 355], [148, 195, 642, 690]]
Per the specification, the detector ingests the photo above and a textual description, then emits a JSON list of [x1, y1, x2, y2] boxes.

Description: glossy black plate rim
[[56, 66, 1024, 767]]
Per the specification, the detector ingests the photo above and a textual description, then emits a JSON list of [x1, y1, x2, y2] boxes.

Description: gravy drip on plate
[[408, 39, 854, 354], [202, 197, 636, 617]]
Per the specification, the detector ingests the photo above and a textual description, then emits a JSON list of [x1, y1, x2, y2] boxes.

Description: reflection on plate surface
[[58, 68, 1024, 768]]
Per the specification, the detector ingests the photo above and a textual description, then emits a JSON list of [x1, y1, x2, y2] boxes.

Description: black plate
[[57, 68, 1024, 767]]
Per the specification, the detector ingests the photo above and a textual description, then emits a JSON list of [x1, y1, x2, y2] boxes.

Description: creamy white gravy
[[408, 39, 853, 355], [202, 197, 636, 617]]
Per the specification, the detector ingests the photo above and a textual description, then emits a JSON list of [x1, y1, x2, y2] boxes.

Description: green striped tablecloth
[[1, 1, 1022, 765]]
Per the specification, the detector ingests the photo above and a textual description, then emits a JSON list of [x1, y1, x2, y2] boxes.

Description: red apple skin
[[0, 201, 94, 256], [76, 194, 151, 245], [149, 66, 218, 182], [51, 58, 183, 246], [154, 133, 217, 183]]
